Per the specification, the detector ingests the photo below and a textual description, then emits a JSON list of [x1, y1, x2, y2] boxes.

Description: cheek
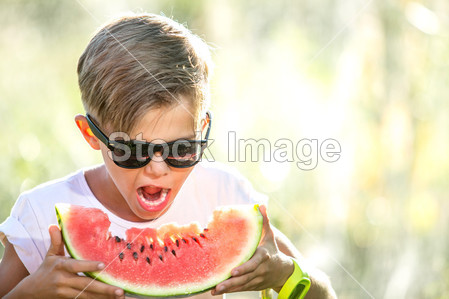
[[100, 147, 135, 192], [99, 144, 113, 164], [108, 168, 137, 201]]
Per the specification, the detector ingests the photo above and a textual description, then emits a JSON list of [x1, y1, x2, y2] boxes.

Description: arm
[[212, 205, 337, 298], [0, 225, 125, 299], [273, 227, 337, 299], [0, 237, 30, 297]]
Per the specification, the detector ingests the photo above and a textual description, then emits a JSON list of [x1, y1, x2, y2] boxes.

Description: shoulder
[[0, 168, 92, 274], [191, 161, 255, 193], [10, 168, 93, 219], [20, 168, 86, 199], [193, 161, 249, 183], [189, 161, 268, 206]]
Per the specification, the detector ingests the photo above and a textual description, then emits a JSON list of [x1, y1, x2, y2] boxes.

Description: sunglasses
[[85, 111, 212, 169]]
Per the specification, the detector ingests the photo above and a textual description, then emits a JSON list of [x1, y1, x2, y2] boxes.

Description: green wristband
[[278, 258, 311, 299]]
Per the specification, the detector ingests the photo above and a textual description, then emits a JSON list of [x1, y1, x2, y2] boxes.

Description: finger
[[259, 205, 274, 241], [54, 287, 89, 299], [47, 225, 65, 257], [61, 258, 106, 274], [71, 288, 124, 299], [259, 204, 269, 224], [231, 247, 268, 276], [71, 276, 124, 298], [213, 273, 258, 295], [224, 277, 264, 294]]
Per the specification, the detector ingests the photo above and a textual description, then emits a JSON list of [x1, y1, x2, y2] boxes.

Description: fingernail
[[115, 289, 124, 296], [218, 286, 225, 292], [232, 270, 238, 276], [98, 263, 105, 269]]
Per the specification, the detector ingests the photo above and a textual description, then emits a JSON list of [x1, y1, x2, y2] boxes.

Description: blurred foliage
[[1, 0, 449, 298]]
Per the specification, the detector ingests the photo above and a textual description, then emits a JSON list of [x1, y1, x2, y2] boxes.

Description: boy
[[0, 13, 336, 298]]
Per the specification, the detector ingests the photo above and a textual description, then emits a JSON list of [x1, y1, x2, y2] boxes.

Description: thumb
[[46, 225, 65, 257], [258, 204, 274, 242]]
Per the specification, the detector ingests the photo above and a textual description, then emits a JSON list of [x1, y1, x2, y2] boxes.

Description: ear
[[200, 113, 211, 134], [75, 114, 101, 150]]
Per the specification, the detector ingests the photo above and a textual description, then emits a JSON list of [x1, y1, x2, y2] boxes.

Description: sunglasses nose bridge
[[152, 144, 164, 154], [146, 143, 170, 162]]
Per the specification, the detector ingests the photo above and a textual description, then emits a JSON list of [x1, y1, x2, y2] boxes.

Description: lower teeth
[[138, 189, 168, 207]]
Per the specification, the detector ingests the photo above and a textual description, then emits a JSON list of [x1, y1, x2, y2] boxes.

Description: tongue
[[142, 186, 162, 195], [141, 186, 163, 201]]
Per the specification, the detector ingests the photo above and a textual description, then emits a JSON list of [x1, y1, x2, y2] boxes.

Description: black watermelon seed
[[127, 243, 132, 249], [119, 252, 124, 260], [159, 254, 163, 261], [164, 246, 168, 252], [133, 252, 138, 260], [192, 237, 199, 243], [115, 236, 121, 243], [146, 257, 151, 264], [176, 239, 179, 247], [140, 245, 145, 253], [182, 238, 187, 243], [171, 249, 176, 257], [150, 244, 154, 250], [203, 228, 209, 232], [200, 233, 205, 238]]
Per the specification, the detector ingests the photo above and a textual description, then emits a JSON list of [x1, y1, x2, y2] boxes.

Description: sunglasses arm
[[85, 114, 112, 148]]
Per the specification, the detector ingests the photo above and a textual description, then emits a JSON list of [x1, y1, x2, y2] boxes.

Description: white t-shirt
[[0, 161, 267, 297]]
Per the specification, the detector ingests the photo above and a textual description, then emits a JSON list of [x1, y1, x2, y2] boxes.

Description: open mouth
[[136, 186, 171, 212]]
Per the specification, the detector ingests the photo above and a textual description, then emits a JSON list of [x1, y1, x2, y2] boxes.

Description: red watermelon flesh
[[55, 204, 263, 297]]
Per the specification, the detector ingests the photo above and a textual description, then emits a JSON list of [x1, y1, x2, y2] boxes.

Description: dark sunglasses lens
[[110, 140, 205, 169], [110, 141, 150, 169], [116, 156, 150, 168], [166, 141, 204, 167]]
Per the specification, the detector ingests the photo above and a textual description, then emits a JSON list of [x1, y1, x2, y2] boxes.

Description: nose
[[143, 152, 169, 178]]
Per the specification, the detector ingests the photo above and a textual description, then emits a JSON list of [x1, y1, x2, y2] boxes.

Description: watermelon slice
[[55, 203, 263, 297]]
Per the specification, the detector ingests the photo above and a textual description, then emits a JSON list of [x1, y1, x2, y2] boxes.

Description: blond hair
[[77, 13, 212, 133]]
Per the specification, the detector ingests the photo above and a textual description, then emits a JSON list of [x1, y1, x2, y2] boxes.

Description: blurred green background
[[1, 0, 448, 298]]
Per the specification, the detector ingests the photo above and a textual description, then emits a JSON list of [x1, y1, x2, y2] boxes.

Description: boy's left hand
[[211, 205, 294, 295]]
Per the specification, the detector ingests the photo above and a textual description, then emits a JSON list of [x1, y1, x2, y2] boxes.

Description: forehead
[[130, 103, 197, 142]]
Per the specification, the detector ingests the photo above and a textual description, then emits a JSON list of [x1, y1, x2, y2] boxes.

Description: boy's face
[[98, 99, 199, 222]]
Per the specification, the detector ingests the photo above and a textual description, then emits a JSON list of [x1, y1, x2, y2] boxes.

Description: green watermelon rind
[[55, 204, 263, 298]]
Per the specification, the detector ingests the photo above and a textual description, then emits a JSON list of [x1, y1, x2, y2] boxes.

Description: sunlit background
[[1, 0, 448, 298]]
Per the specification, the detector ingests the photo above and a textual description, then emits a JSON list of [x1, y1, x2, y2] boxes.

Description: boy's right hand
[[10, 225, 124, 299]]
